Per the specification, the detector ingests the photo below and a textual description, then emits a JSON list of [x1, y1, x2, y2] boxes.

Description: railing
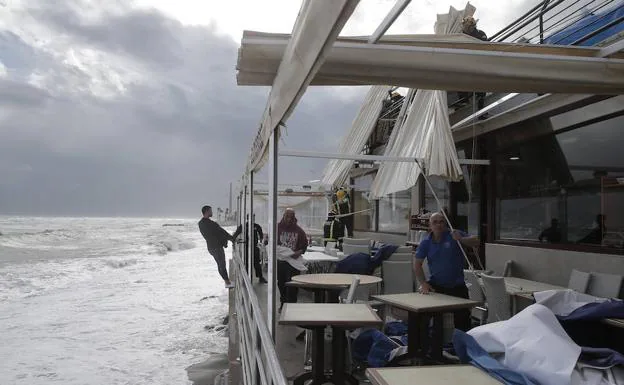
[[230, 246, 287, 385]]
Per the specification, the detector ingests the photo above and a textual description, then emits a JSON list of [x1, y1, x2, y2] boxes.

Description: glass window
[[455, 148, 481, 236], [496, 115, 624, 249], [424, 175, 450, 214], [352, 173, 376, 232], [378, 189, 411, 233]]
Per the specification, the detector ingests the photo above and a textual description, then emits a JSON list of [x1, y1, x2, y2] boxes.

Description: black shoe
[[258, 276, 268, 284], [478, 112, 490, 121]]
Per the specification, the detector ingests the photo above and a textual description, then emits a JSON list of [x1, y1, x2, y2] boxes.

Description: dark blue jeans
[[208, 247, 229, 281]]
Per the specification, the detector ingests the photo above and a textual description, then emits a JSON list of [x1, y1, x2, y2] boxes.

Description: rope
[[414, 159, 487, 273]]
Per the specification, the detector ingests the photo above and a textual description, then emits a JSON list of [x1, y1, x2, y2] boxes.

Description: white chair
[[464, 270, 488, 325], [387, 252, 413, 262], [567, 269, 591, 293], [343, 244, 371, 256], [481, 274, 511, 323], [502, 260, 514, 277], [382, 261, 414, 294], [395, 246, 413, 254], [587, 272, 623, 299], [342, 238, 371, 247]]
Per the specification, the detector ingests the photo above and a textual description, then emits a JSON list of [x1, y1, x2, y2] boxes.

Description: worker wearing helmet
[[461, 16, 487, 41], [333, 188, 354, 237], [323, 211, 346, 249]]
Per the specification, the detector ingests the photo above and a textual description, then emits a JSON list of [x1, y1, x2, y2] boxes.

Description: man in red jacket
[[277, 208, 308, 311]]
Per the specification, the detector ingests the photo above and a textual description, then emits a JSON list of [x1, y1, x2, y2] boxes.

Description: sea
[[0, 216, 233, 385]]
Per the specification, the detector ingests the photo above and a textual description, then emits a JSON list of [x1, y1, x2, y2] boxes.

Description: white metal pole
[[249, 171, 255, 281], [414, 159, 485, 271], [368, 0, 411, 44], [267, 126, 279, 339], [243, 183, 248, 275], [278, 149, 490, 165]]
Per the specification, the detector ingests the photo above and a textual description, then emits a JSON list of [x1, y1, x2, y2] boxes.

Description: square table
[[280, 303, 382, 385], [366, 365, 502, 385], [502, 277, 566, 313], [372, 292, 479, 362]]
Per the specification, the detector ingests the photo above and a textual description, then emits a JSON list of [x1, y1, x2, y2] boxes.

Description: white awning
[[246, 0, 360, 172], [370, 5, 471, 198], [237, 32, 624, 94], [320, 85, 393, 187]]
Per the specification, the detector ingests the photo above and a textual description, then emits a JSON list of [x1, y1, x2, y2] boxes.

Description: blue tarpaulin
[[545, 3, 624, 46]]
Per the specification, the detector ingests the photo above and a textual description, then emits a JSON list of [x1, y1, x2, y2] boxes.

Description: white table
[[366, 366, 502, 385], [281, 303, 382, 385], [503, 277, 566, 296], [303, 251, 339, 262]]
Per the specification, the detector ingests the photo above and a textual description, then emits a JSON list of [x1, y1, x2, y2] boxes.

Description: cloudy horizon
[[0, 0, 539, 217]]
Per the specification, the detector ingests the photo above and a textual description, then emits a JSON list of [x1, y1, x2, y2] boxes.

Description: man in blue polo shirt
[[414, 212, 479, 331]]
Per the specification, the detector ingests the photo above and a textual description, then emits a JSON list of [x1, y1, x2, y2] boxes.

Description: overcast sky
[[0, 0, 539, 217]]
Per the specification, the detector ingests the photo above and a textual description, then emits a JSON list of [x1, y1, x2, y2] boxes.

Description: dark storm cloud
[[0, 0, 365, 217]]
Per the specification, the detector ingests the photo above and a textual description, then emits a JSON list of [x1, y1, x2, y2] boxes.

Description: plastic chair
[[342, 238, 371, 246], [382, 261, 414, 294], [387, 252, 413, 262], [481, 274, 511, 323], [503, 260, 513, 277], [567, 269, 592, 293], [587, 272, 623, 299], [464, 270, 488, 325], [343, 244, 371, 256]]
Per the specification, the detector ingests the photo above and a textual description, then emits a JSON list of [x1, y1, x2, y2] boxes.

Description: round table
[[291, 273, 382, 303]]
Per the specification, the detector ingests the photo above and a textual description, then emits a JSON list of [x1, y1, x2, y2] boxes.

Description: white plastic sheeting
[[469, 304, 581, 385], [471, 293, 624, 385], [254, 194, 329, 232], [246, 0, 360, 172], [370, 5, 471, 198], [320, 85, 393, 187]]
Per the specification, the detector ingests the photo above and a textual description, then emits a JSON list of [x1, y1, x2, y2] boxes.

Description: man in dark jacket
[[333, 188, 354, 237], [277, 208, 308, 310], [233, 217, 267, 284], [198, 205, 235, 288], [323, 211, 345, 248]]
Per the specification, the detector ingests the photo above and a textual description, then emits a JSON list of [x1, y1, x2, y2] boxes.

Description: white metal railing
[[231, 246, 287, 385]]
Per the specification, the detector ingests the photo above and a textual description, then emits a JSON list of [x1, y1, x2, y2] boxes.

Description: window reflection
[[378, 189, 410, 233], [496, 115, 624, 249], [352, 173, 376, 232]]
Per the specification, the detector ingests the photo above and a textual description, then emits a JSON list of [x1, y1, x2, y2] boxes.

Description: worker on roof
[[458, 16, 488, 118]]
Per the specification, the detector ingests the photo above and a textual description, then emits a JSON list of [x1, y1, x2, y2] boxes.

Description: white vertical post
[[267, 126, 279, 339], [248, 171, 255, 281], [243, 183, 248, 274]]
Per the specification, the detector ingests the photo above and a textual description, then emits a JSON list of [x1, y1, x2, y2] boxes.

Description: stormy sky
[[0, 0, 539, 217]]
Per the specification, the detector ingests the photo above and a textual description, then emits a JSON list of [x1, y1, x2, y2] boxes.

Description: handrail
[[231, 246, 287, 385]]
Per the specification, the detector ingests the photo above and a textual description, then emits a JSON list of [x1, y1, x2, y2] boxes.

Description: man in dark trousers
[[198, 205, 235, 288], [414, 212, 479, 332], [232, 216, 267, 284], [323, 211, 345, 249], [333, 188, 354, 237]]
